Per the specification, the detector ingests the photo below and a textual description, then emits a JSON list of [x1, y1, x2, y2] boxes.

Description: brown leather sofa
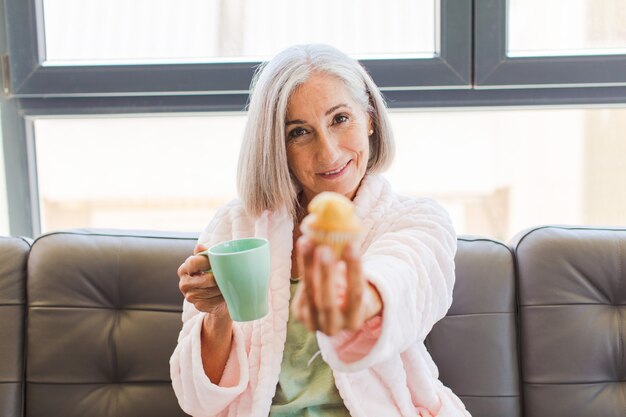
[[1, 226, 624, 417]]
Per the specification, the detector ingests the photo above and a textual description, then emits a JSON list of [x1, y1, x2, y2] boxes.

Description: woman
[[171, 44, 470, 417]]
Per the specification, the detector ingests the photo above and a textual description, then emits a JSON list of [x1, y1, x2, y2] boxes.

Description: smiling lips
[[318, 160, 351, 178]]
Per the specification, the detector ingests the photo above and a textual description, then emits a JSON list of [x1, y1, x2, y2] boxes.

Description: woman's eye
[[288, 127, 307, 139], [334, 114, 349, 124]]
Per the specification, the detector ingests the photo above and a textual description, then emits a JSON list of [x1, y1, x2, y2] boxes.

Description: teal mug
[[198, 237, 270, 322]]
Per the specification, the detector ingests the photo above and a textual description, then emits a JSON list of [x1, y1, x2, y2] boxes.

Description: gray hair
[[237, 44, 395, 218]]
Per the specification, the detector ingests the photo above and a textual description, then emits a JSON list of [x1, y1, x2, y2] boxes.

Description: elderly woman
[[171, 44, 470, 417]]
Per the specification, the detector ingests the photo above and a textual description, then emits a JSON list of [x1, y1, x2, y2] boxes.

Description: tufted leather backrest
[[514, 226, 626, 417], [0, 236, 30, 417], [427, 237, 521, 417], [25, 230, 196, 417]]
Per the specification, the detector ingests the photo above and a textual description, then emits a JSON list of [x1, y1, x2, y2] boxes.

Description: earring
[[368, 129, 374, 135]]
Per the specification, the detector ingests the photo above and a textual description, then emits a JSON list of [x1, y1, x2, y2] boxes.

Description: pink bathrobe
[[170, 175, 471, 417]]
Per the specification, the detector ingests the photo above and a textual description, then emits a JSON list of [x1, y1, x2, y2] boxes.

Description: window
[[31, 108, 626, 241], [7, 0, 469, 96], [33, 114, 244, 233], [387, 107, 626, 240], [508, 0, 626, 57], [43, 0, 437, 65], [476, 0, 626, 87], [3, 0, 626, 238]]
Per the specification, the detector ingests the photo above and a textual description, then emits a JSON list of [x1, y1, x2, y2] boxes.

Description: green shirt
[[269, 280, 351, 417]]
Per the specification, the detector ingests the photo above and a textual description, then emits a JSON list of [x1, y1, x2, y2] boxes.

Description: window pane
[[387, 107, 626, 240], [34, 115, 245, 233], [33, 107, 626, 241], [42, 0, 437, 65], [508, 0, 626, 57]]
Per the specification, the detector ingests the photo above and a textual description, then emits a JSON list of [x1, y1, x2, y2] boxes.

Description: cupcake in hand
[[300, 192, 362, 257]]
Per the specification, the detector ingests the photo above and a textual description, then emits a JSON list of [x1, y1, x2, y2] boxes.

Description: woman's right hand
[[179, 244, 234, 383], [178, 244, 231, 320]]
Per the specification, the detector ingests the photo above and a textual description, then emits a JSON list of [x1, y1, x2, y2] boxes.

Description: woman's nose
[[315, 130, 340, 162]]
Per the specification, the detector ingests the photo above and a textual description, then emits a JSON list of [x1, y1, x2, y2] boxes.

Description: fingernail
[[320, 247, 331, 263], [298, 237, 311, 251]]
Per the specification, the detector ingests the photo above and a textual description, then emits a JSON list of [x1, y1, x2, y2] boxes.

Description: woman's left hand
[[292, 236, 383, 336]]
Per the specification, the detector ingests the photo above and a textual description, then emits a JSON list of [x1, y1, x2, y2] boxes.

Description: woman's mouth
[[317, 160, 351, 179]]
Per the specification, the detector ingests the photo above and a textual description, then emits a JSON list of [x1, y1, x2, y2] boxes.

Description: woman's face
[[285, 72, 372, 207]]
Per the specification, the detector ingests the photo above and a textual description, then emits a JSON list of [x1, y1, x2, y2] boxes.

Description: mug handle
[[196, 249, 212, 274]]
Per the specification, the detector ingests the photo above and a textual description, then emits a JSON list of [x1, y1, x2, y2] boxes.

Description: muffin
[[300, 192, 362, 257]]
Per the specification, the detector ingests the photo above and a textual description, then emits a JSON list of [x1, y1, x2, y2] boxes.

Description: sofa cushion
[[0, 236, 30, 417], [514, 226, 626, 417], [427, 237, 521, 417], [26, 230, 197, 417]]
